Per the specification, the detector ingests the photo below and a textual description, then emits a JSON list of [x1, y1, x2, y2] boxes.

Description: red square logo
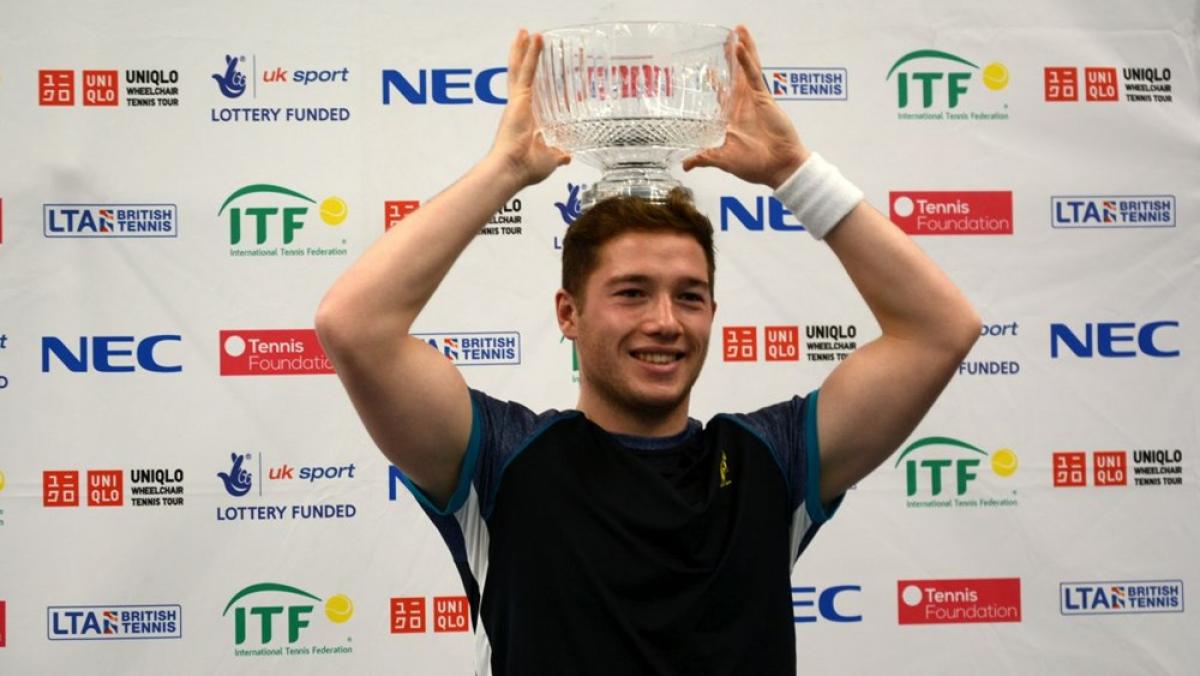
[[1092, 451, 1127, 486], [43, 470, 80, 507], [1044, 67, 1078, 102], [1084, 67, 1119, 102], [723, 326, 757, 362], [432, 596, 470, 633], [390, 597, 425, 634], [1053, 452, 1087, 487], [82, 70, 119, 107], [385, 200, 420, 231], [1, 599, 6, 647], [87, 469, 123, 506], [763, 326, 800, 361], [898, 578, 1021, 625], [39, 70, 75, 106]]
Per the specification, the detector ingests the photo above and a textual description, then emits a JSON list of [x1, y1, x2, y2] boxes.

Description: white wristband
[[772, 152, 864, 240]]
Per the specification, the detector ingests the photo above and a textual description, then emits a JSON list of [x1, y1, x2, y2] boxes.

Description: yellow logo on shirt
[[719, 451, 732, 488]]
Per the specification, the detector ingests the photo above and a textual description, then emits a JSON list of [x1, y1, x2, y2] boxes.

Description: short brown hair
[[561, 189, 716, 301]]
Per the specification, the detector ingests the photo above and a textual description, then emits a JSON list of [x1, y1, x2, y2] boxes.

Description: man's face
[[557, 230, 716, 424]]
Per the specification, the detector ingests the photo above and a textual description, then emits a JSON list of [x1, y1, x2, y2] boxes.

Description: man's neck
[[574, 393, 690, 438]]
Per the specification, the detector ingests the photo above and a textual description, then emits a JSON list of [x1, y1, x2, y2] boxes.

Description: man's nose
[[643, 293, 682, 337]]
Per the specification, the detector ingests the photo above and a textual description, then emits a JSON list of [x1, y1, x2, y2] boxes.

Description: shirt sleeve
[[731, 389, 845, 541]]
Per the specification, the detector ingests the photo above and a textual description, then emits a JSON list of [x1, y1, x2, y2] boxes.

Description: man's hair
[[561, 188, 716, 301]]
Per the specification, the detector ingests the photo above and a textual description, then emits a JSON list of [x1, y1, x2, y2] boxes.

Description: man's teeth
[[635, 353, 677, 364]]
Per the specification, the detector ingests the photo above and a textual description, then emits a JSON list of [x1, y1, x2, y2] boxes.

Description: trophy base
[[580, 165, 693, 212]]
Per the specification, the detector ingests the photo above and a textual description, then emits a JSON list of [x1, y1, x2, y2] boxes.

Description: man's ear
[[555, 289, 580, 339]]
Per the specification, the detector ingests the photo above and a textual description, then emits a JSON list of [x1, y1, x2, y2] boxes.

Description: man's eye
[[616, 289, 644, 297]]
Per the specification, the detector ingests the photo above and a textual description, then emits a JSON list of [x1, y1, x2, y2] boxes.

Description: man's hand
[[682, 26, 810, 189], [488, 29, 571, 188]]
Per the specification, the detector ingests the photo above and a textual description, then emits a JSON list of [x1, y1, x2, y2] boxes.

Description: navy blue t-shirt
[[400, 389, 841, 676]]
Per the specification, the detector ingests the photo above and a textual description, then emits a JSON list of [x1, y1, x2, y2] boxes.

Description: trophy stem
[[581, 164, 693, 211]]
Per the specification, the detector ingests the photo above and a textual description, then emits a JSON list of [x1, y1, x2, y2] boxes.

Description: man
[[316, 26, 980, 675]]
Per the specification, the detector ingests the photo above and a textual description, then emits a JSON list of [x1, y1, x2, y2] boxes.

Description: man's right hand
[[488, 29, 571, 189]]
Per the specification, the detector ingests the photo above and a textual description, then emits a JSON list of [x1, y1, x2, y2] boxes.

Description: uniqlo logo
[[43, 470, 80, 507], [81, 70, 119, 106], [39, 70, 75, 106], [1084, 68, 1119, 102], [1093, 451, 1127, 486], [87, 469, 123, 506], [1044, 67, 1078, 101], [432, 596, 470, 633], [390, 597, 425, 634], [385, 200, 420, 230], [1053, 452, 1087, 487], [723, 326, 757, 362], [764, 326, 800, 362]]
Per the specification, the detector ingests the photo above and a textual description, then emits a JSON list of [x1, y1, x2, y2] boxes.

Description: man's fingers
[[736, 43, 767, 93], [516, 32, 543, 88], [736, 25, 764, 73], [507, 29, 529, 87]]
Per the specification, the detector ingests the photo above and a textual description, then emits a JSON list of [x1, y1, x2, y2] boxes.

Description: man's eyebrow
[[603, 274, 710, 290]]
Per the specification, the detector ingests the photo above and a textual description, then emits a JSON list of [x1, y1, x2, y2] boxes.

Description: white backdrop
[[1, 0, 1197, 673]]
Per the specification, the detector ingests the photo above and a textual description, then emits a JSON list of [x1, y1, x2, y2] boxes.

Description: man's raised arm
[[684, 26, 981, 505], [315, 30, 568, 506]]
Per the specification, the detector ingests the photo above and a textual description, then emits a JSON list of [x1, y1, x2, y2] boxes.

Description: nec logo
[[41, 335, 182, 373], [1050, 322, 1179, 358], [792, 585, 862, 623], [719, 196, 805, 232], [382, 68, 506, 105]]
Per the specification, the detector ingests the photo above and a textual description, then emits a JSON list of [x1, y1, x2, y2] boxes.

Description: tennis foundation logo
[[220, 329, 334, 375], [1060, 580, 1183, 616], [898, 578, 1021, 624], [219, 184, 349, 258], [895, 437, 1019, 508], [47, 604, 182, 640], [890, 191, 1013, 235], [224, 583, 353, 657]]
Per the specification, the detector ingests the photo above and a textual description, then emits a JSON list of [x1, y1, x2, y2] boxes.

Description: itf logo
[[887, 50, 1009, 121], [899, 578, 1021, 624], [223, 583, 353, 657], [895, 437, 1019, 509], [219, 184, 349, 257]]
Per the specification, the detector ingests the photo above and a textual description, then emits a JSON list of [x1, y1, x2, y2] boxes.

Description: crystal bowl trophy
[[534, 22, 736, 210]]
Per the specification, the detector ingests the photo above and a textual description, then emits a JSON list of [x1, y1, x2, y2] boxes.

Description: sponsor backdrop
[[1, 0, 1197, 673]]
